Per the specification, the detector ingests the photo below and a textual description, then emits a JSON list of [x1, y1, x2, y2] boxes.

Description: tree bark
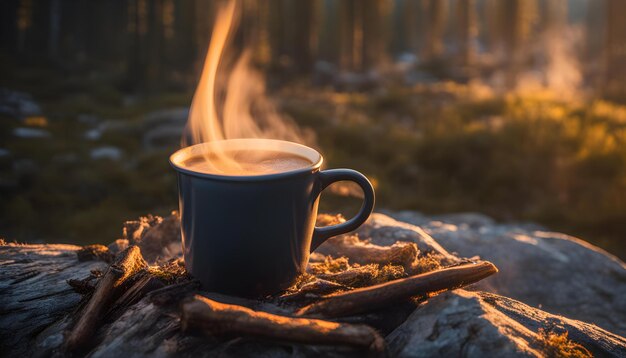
[[297, 261, 498, 317]]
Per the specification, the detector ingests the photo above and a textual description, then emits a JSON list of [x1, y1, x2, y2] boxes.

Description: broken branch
[[181, 294, 385, 352], [317, 235, 419, 269], [64, 245, 147, 352], [297, 261, 498, 318]]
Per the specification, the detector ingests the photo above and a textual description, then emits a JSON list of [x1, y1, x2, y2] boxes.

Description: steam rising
[[183, 0, 312, 175], [512, 27, 583, 97], [487, 24, 584, 99]]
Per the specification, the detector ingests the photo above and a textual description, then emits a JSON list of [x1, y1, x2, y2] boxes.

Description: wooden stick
[[65, 245, 147, 352], [297, 261, 498, 318], [181, 294, 385, 353], [76, 244, 114, 263], [316, 264, 391, 287], [317, 235, 419, 269], [280, 278, 347, 302]]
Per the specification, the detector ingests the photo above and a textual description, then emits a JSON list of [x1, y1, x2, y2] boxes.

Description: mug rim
[[169, 139, 323, 181]]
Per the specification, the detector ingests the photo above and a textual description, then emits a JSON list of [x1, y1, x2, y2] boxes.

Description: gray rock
[[334, 70, 382, 91], [312, 61, 382, 91], [431, 212, 496, 228], [142, 124, 185, 150], [387, 289, 626, 357], [82, 119, 132, 141], [140, 108, 188, 151], [90, 146, 123, 161], [84, 128, 102, 141], [481, 290, 626, 357], [13, 159, 39, 177], [387, 290, 542, 357], [52, 152, 79, 164], [388, 211, 626, 337], [12, 127, 51, 139], [0, 88, 42, 118], [356, 213, 459, 264], [84, 120, 137, 142], [77, 114, 100, 125], [395, 52, 418, 71], [143, 107, 189, 125], [382, 210, 430, 226]]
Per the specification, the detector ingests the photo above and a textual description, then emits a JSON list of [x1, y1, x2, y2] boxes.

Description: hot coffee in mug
[[182, 149, 313, 176], [170, 139, 375, 297]]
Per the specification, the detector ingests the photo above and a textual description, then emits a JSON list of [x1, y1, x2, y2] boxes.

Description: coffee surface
[[182, 149, 313, 175]]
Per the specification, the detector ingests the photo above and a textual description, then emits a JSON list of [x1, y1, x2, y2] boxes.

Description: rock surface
[[355, 214, 458, 264], [0, 243, 107, 354], [387, 289, 625, 357], [389, 210, 626, 337], [1, 212, 625, 357]]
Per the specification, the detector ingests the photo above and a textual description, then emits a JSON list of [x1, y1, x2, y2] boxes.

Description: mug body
[[170, 139, 323, 297]]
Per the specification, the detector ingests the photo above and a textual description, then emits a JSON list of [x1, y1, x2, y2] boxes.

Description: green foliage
[[283, 87, 626, 258], [0, 71, 181, 245], [2, 69, 626, 258]]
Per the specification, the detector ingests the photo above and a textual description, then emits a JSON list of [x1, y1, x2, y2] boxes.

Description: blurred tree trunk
[[241, 0, 271, 66], [336, 0, 388, 72], [194, 0, 213, 76], [402, 0, 420, 56], [291, 0, 318, 73], [76, 0, 92, 64], [483, 0, 500, 54], [362, 0, 389, 70], [603, 0, 626, 101], [422, 0, 447, 62], [352, 0, 364, 71], [318, 0, 340, 64], [156, 0, 191, 88], [0, 1, 18, 55], [126, 0, 149, 91], [124, 0, 168, 92], [584, 0, 603, 93], [338, 0, 356, 71], [543, 0, 566, 30], [146, 0, 164, 91], [267, 0, 318, 73], [16, 0, 33, 54], [456, 0, 477, 67], [267, 0, 287, 70], [257, 0, 271, 66], [542, 0, 569, 89], [48, 0, 60, 60], [500, 0, 538, 89], [97, 0, 127, 65]]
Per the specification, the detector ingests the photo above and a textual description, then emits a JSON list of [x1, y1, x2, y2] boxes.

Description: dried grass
[[537, 329, 592, 358], [147, 258, 189, 285], [411, 252, 444, 274], [307, 256, 406, 288]]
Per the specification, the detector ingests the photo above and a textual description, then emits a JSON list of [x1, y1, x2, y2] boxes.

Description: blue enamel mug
[[170, 139, 375, 297]]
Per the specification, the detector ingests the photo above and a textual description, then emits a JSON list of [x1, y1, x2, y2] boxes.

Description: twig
[[317, 235, 419, 269], [297, 261, 498, 317], [76, 244, 114, 263], [316, 263, 405, 287], [280, 278, 348, 302], [64, 245, 147, 352], [181, 294, 385, 353]]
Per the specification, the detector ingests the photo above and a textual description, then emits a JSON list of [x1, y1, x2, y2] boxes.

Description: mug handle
[[310, 169, 375, 252]]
